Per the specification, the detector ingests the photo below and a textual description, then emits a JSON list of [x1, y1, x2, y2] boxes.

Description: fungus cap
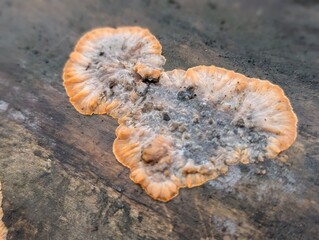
[[113, 66, 297, 201], [63, 26, 165, 117], [185, 66, 298, 157], [113, 125, 182, 202]]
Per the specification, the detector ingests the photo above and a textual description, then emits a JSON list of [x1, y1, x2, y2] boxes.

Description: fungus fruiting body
[[63, 27, 298, 202], [113, 66, 297, 201], [0, 183, 8, 240], [63, 26, 165, 118]]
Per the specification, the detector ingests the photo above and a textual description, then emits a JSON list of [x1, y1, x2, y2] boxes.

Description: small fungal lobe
[[63, 26, 298, 202], [0, 182, 8, 240]]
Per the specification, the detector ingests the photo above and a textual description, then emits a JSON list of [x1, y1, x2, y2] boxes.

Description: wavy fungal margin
[[63, 27, 298, 202]]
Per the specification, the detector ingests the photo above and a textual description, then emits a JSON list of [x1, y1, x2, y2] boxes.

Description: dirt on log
[[0, 0, 319, 239]]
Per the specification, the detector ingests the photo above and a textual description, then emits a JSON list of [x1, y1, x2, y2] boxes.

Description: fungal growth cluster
[[63, 27, 298, 202]]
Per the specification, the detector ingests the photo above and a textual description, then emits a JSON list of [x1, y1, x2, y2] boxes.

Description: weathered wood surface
[[0, 0, 318, 239]]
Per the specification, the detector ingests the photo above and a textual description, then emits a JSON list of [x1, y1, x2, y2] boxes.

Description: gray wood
[[0, 0, 318, 239]]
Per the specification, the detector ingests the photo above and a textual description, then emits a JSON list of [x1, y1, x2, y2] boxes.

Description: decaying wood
[[0, 0, 318, 239]]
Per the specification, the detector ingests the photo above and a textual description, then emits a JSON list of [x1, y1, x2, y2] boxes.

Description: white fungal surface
[[208, 166, 242, 190], [8, 108, 26, 123], [0, 100, 9, 113], [212, 216, 238, 236]]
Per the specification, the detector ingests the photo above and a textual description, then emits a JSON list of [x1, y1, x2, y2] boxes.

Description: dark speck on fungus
[[162, 112, 170, 121], [236, 118, 245, 128], [177, 86, 196, 101]]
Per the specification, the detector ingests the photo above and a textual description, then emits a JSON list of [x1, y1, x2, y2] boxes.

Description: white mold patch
[[254, 165, 298, 201], [0, 100, 9, 113], [208, 166, 242, 190], [212, 216, 238, 236], [8, 108, 26, 123]]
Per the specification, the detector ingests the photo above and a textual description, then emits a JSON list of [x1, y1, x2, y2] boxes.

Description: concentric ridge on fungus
[[63, 27, 298, 202], [63, 26, 165, 118]]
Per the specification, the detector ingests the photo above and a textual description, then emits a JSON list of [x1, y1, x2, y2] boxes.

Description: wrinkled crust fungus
[[63, 27, 298, 202], [0, 183, 8, 240], [113, 66, 297, 201], [63, 26, 165, 118]]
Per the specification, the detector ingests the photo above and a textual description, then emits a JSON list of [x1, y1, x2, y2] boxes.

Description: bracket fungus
[[0, 183, 8, 240], [63, 27, 298, 202], [63, 26, 165, 118]]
